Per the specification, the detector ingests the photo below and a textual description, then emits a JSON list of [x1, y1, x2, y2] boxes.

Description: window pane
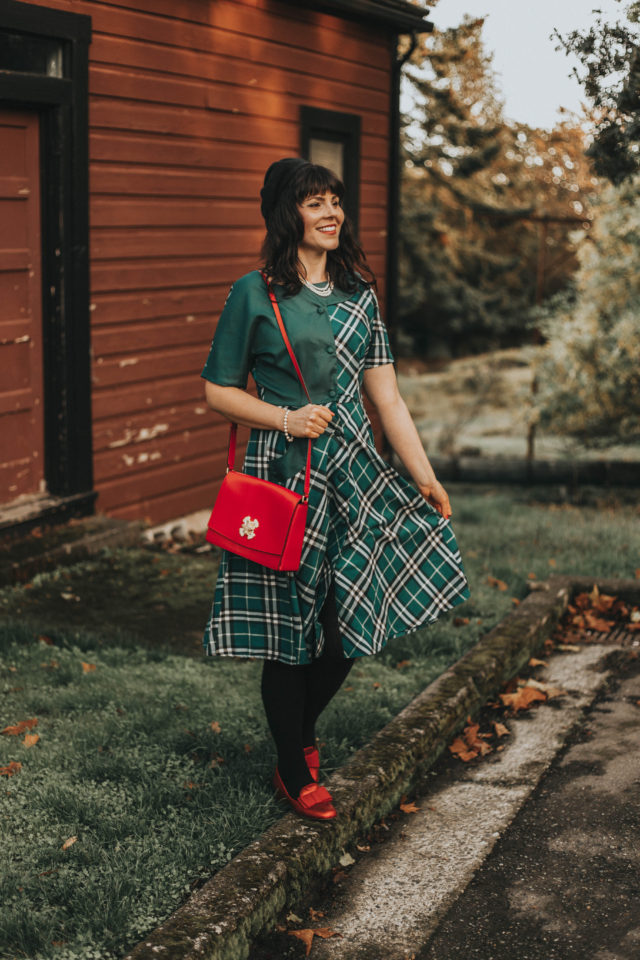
[[309, 138, 344, 181], [0, 32, 63, 77]]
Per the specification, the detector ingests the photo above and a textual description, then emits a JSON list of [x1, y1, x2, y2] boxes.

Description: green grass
[[1, 485, 638, 959]]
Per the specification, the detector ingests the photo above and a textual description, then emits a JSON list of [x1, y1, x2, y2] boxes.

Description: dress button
[[329, 387, 337, 398], [326, 345, 335, 354], [316, 305, 325, 315]]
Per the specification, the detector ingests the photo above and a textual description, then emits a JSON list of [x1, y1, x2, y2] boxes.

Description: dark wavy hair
[[261, 162, 376, 297]]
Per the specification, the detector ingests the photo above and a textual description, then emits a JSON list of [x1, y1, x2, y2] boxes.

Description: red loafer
[[303, 745, 320, 782], [273, 768, 336, 820]]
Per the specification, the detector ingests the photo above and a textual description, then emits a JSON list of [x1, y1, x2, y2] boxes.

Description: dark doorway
[[0, 0, 93, 526]]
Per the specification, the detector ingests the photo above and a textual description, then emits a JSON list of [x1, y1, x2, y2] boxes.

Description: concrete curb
[[123, 576, 640, 960]]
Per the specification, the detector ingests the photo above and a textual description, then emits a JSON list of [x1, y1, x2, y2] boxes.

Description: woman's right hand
[[287, 404, 334, 438]]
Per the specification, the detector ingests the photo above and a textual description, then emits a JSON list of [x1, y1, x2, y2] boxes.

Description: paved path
[[249, 641, 640, 960]]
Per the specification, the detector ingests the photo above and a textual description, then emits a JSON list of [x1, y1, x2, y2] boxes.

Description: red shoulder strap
[[225, 274, 312, 499]]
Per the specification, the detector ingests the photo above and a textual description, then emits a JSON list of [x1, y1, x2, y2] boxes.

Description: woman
[[202, 158, 469, 821]]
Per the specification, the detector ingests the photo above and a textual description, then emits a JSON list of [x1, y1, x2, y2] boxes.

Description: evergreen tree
[[400, 18, 595, 356], [556, 1, 640, 184], [535, 176, 640, 445]]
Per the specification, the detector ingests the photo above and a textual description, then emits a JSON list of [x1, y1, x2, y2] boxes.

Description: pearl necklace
[[301, 275, 334, 297]]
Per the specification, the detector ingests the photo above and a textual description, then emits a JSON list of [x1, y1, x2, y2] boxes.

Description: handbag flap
[[208, 470, 303, 557]]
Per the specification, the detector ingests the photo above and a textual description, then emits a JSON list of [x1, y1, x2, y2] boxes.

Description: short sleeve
[[364, 295, 395, 369], [201, 279, 259, 388]]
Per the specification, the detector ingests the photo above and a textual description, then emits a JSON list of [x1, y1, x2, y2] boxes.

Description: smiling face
[[297, 191, 345, 259]]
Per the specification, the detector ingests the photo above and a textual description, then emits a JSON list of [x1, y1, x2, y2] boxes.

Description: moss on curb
[[123, 575, 640, 960]]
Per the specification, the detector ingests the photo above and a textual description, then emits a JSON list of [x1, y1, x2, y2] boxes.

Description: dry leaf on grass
[[493, 722, 510, 738], [399, 801, 420, 814], [308, 907, 325, 920], [2, 718, 37, 736], [528, 657, 547, 667], [210, 721, 221, 734], [338, 852, 355, 867], [486, 575, 508, 591], [81, 662, 96, 673], [396, 659, 411, 669], [61, 837, 77, 851], [22, 734, 39, 748], [0, 761, 22, 777], [453, 616, 470, 626]]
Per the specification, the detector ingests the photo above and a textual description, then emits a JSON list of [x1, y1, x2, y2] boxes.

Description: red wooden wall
[[25, 0, 393, 522]]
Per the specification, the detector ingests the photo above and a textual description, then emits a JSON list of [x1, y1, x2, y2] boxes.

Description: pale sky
[[428, 0, 626, 129]]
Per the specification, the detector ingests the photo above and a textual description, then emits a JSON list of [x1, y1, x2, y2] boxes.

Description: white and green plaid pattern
[[204, 285, 470, 664]]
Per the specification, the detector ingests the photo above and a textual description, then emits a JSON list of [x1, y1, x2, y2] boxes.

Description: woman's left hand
[[416, 480, 452, 519]]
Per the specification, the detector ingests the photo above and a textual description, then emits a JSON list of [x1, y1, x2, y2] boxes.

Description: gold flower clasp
[[239, 516, 259, 540]]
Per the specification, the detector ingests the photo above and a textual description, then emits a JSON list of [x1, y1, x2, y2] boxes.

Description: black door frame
[[0, 0, 93, 522]]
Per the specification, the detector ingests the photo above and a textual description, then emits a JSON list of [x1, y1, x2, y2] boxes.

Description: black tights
[[261, 581, 354, 798]]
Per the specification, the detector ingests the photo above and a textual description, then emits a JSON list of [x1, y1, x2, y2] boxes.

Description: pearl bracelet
[[281, 407, 294, 442]]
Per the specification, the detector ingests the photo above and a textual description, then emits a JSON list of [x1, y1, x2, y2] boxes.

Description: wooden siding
[[26, 0, 393, 522]]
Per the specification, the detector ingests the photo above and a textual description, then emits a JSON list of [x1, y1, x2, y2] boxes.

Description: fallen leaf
[[356, 844, 370, 852], [2, 718, 38, 736], [396, 659, 411, 669], [315, 929, 338, 941], [399, 801, 420, 814], [493, 721, 509, 738], [22, 734, 39, 748], [0, 761, 22, 777], [487, 575, 508, 591], [528, 658, 547, 667], [557, 643, 582, 652], [500, 685, 547, 713], [525, 679, 567, 700], [635, 568, 640, 580], [339, 851, 355, 867], [244, 743, 252, 753], [453, 616, 470, 626], [448, 737, 477, 762], [210, 721, 221, 734], [332, 870, 348, 884], [527, 572, 537, 580], [286, 912, 304, 925], [38, 634, 54, 645], [309, 907, 325, 920], [288, 930, 315, 955], [81, 662, 96, 673], [372, 682, 381, 689], [548, 558, 557, 567], [583, 612, 614, 632], [511, 597, 521, 606], [61, 836, 77, 851]]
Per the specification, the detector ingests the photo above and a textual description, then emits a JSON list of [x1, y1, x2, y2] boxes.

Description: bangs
[[293, 163, 344, 203]]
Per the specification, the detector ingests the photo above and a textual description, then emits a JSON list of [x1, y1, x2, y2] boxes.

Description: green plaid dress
[[202, 271, 469, 665]]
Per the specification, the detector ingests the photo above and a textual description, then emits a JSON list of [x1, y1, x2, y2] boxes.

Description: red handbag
[[205, 279, 313, 571]]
